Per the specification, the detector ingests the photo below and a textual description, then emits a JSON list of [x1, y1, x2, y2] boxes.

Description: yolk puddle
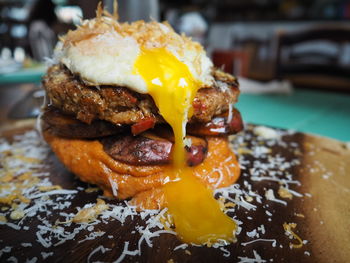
[[134, 47, 236, 245], [164, 169, 236, 244]]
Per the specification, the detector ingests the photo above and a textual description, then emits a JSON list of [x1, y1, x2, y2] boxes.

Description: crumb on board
[[38, 185, 62, 192], [294, 213, 305, 218], [253, 126, 280, 139], [85, 187, 100, 193], [10, 209, 25, 220], [278, 187, 293, 200], [283, 222, 304, 249]]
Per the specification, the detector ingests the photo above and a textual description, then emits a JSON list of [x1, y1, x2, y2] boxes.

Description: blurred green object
[[237, 89, 350, 142], [0, 66, 45, 84]]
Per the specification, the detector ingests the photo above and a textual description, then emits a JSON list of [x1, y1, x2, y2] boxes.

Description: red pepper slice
[[131, 117, 156, 135]]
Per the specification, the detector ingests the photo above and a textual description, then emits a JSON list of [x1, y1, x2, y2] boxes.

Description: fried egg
[[56, 18, 213, 94]]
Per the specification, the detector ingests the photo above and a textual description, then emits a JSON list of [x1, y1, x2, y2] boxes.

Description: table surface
[[237, 88, 350, 142]]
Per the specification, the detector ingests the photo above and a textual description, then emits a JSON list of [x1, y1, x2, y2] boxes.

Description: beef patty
[[43, 64, 239, 126]]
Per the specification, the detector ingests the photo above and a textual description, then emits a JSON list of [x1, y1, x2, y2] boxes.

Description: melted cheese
[[134, 47, 236, 245]]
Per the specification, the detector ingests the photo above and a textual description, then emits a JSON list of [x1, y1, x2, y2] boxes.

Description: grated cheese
[[0, 246, 12, 257], [174, 244, 188, 251], [73, 199, 109, 223], [25, 257, 37, 263], [87, 245, 111, 263], [7, 256, 18, 263], [78, 231, 106, 244], [237, 250, 267, 263], [219, 246, 231, 257], [258, 225, 266, 235], [114, 242, 139, 263], [241, 239, 277, 247], [41, 252, 54, 260], [265, 189, 287, 206], [0, 124, 312, 262], [0, 221, 21, 230], [108, 176, 119, 197], [21, 243, 32, 247]]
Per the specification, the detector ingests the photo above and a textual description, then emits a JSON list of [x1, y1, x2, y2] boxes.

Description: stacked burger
[[41, 6, 243, 210]]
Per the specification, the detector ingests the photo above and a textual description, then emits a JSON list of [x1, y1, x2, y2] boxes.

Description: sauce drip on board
[[134, 47, 237, 244]]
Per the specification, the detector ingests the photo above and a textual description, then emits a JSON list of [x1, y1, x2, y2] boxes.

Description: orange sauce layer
[[44, 131, 240, 209]]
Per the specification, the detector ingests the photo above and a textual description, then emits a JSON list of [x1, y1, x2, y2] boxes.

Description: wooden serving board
[[0, 120, 349, 263]]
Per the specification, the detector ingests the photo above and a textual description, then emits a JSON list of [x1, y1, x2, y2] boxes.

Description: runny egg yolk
[[134, 47, 236, 245], [134, 47, 197, 167]]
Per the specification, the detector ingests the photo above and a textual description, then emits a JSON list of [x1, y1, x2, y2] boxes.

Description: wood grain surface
[[0, 120, 349, 263]]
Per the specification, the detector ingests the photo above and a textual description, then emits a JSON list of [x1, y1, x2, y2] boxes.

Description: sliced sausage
[[187, 107, 243, 136], [101, 133, 208, 166]]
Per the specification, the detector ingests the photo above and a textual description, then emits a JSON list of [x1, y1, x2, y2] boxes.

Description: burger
[[41, 4, 243, 244]]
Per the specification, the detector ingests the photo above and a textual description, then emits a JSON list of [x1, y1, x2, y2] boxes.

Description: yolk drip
[[134, 47, 236, 245], [134, 47, 198, 166]]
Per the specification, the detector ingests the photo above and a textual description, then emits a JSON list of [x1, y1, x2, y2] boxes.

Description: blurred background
[[0, 0, 349, 141]]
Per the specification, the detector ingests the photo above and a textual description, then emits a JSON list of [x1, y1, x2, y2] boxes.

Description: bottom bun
[[44, 131, 240, 209]]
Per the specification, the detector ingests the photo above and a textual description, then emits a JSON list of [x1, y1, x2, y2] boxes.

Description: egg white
[[55, 22, 213, 94]]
